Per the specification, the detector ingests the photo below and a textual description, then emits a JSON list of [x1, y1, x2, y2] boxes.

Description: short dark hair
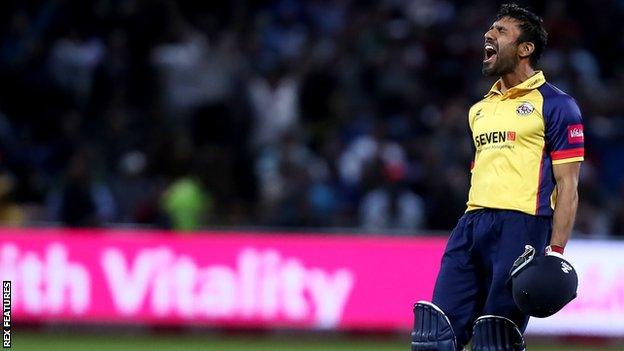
[[495, 3, 548, 67]]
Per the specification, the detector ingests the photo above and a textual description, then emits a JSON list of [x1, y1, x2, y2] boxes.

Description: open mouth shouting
[[483, 42, 498, 64]]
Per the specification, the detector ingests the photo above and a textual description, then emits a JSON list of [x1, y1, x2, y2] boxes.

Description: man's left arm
[[550, 162, 581, 251], [543, 95, 585, 254]]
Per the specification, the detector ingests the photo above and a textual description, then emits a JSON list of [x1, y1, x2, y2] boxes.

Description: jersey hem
[[466, 205, 552, 217]]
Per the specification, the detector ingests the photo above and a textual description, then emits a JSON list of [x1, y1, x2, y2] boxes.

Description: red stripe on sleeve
[[550, 147, 584, 160]]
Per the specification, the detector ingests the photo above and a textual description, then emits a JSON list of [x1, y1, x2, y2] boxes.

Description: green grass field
[[12, 331, 624, 351]]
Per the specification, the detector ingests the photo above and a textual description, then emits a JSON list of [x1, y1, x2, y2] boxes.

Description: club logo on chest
[[516, 102, 534, 116]]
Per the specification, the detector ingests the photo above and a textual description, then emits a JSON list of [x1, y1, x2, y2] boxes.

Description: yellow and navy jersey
[[466, 71, 584, 216]]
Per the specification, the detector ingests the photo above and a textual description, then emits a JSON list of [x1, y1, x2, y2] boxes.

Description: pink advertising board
[[526, 240, 624, 336], [0, 228, 445, 331]]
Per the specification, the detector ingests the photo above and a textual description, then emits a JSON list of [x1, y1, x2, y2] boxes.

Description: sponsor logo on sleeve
[[567, 124, 584, 144]]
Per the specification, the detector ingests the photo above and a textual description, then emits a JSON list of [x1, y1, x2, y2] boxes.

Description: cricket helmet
[[509, 245, 578, 318]]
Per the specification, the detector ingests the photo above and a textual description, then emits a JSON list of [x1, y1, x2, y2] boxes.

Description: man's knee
[[411, 301, 459, 351], [471, 315, 526, 351]]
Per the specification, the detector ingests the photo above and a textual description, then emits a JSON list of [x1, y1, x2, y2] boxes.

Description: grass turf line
[[13, 332, 623, 351]]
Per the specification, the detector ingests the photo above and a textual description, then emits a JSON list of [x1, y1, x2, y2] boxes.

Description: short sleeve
[[543, 95, 585, 165]]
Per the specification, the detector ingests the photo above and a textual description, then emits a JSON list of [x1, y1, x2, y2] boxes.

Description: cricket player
[[411, 4, 584, 350]]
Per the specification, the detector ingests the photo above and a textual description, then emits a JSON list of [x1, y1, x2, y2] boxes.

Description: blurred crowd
[[0, 0, 623, 236]]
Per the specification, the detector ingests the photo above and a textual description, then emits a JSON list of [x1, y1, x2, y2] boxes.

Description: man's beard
[[482, 54, 519, 77]]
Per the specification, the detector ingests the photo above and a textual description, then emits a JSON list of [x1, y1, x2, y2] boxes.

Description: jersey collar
[[485, 71, 547, 99]]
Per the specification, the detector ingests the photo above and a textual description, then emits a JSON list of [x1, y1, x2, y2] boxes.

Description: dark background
[[0, 0, 622, 236]]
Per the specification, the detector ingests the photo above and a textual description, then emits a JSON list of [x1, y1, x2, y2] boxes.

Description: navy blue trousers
[[432, 209, 552, 348]]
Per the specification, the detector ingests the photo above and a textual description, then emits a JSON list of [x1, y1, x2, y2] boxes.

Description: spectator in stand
[[0, 170, 25, 225], [46, 150, 116, 227], [359, 156, 425, 231]]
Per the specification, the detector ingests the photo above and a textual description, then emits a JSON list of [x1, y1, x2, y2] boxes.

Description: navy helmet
[[509, 245, 578, 318]]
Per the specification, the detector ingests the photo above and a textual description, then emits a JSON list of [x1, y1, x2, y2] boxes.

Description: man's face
[[482, 17, 523, 77]]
